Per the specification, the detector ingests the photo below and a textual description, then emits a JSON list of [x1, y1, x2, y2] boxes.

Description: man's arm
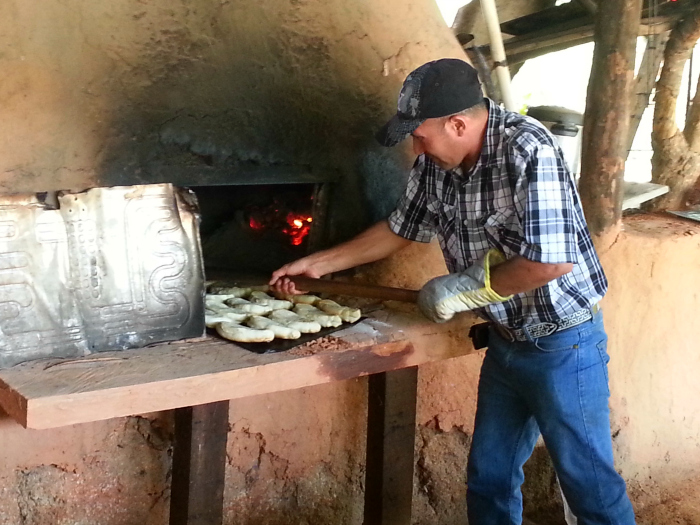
[[417, 251, 574, 323], [490, 256, 573, 297], [269, 220, 413, 294]]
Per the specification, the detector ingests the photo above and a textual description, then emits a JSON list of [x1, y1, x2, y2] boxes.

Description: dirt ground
[[524, 477, 700, 525], [632, 479, 700, 525]]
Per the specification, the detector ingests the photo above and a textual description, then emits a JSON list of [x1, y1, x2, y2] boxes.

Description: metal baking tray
[[213, 317, 365, 354]]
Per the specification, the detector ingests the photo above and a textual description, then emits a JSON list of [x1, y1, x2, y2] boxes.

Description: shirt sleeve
[[516, 144, 579, 264], [387, 156, 438, 243]]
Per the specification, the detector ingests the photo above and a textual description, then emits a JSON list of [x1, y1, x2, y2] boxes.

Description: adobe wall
[[601, 214, 700, 487], [0, 0, 464, 240]]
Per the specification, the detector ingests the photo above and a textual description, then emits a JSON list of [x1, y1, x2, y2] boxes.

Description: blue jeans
[[466, 311, 636, 525]]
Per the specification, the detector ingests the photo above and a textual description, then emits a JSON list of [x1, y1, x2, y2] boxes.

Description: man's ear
[[449, 115, 468, 136]]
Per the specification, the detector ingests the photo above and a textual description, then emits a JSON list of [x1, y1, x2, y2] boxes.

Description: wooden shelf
[[622, 181, 669, 210], [0, 310, 475, 429]]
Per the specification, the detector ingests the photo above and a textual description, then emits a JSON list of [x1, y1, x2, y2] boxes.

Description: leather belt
[[494, 304, 600, 343]]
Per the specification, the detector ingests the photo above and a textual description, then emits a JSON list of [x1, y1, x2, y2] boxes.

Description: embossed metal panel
[[0, 184, 205, 368]]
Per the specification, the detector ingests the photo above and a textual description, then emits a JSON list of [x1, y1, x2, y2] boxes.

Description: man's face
[[411, 118, 463, 170]]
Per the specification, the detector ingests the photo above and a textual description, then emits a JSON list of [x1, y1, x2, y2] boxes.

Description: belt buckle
[[525, 322, 558, 339]]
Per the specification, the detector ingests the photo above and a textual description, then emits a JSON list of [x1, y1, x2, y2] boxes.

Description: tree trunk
[[648, 7, 700, 211], [579, 0, 642, 246]]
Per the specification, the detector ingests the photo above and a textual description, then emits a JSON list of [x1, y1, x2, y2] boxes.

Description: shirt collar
[[462, 98, 503, 179]]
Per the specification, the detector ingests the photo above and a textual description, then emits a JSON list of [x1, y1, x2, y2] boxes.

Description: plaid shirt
[[388, 99, 607, 328]]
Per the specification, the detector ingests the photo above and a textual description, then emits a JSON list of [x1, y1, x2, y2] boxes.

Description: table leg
[[169, 401, 230, 525], [364, 367, 419, 525]]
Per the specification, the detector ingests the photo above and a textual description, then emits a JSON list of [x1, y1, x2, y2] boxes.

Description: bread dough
[[270, 309, 322, 333], [205, 294, 242, 310], [207, 285, 252, 297], [245, 315, 301, 339], [293, 304, 342, 328], [248, 291, 293, 310], [223, 297, 272, 315], [216, 321, 275, 343], [316, 299, 361, 323], [271, 292, 318, 305], [205, 311, 248, 327]]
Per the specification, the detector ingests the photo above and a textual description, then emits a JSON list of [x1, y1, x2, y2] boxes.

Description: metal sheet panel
[[0, 184, 204, 368]]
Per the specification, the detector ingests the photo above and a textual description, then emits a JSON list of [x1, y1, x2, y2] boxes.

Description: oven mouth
[[192, 182, 324, 276]]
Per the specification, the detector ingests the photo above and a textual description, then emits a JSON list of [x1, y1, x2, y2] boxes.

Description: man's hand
[[269, 256, 325, 295], [269, 220, 414, 295], [418, 249, 512, 323]]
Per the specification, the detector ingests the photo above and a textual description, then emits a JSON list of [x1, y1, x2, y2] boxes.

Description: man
[[270, 58, 635, 525]]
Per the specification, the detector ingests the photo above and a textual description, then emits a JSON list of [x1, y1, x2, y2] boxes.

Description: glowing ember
[[249, 216, 265, 231], [283, 213, 313, 246], [247, 206, 313, 246]]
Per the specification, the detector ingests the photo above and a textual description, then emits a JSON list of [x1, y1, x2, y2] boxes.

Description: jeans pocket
[[533, 329, 581, 352], [596, 338, 611, 396]]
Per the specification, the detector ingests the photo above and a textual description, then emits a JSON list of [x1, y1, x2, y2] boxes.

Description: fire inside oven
[[192, 183, 325, 276]]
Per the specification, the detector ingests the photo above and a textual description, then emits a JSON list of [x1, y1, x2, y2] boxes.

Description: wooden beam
[[474, 15, 672, 66], [363, 367, 418, 525], [170, 401, 229, 525], [579, 0, 643, 239]]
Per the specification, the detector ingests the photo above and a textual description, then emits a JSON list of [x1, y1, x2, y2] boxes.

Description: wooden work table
[[0, 307, 476, 525]]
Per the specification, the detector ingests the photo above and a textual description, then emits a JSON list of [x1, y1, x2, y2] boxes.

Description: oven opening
[[192, 183, 326, 277]]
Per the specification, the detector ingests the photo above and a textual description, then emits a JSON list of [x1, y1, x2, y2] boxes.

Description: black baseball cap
[[376, 59, 483, 147]]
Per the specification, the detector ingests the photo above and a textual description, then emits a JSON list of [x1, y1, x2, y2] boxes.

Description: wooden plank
[[364, 367, 418, 525], [170, 401, 229, 525], [476, 16, 672, 66], [622, 181, 670, 210], [0, 311, 476, 429], [0, 339, 411, 429]]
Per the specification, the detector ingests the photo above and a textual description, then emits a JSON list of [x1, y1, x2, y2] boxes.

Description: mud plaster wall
[[0, 0, 465, 242], [600, 214, 700, 488]]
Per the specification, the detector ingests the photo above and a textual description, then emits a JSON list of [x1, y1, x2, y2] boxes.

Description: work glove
[[418, 249, 512, 323]]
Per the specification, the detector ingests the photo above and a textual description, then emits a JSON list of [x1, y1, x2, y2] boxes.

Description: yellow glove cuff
[[481, 249, 512, 303]]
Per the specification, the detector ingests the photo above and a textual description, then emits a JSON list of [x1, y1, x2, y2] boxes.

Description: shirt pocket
[[456, 206, 486, 248], [483, 207, 521, 257]]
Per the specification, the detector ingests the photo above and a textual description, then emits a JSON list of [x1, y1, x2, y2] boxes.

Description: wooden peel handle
[[289, 276, 419, 303]]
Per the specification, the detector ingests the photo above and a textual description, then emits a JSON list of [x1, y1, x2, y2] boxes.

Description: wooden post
[[626, 32, 670, 155], [170, 401, 230, 525], [579, 0, 643, 245], [364, 367, 418, 525]]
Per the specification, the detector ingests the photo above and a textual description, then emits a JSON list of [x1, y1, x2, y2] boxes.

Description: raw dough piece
[[216, 321, 274, 343], [223, 297, 272, 315], [207, 285, 252, 297], [205, 311, 248, 327], [245, 315, 301, 340], [270, 309, 322, 333], [316, 299, 362, 323], [248, 291, 293, 310], [206, 294, 250, 310], [274, 293, 319, 305], [293, 304, 342, 328]]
